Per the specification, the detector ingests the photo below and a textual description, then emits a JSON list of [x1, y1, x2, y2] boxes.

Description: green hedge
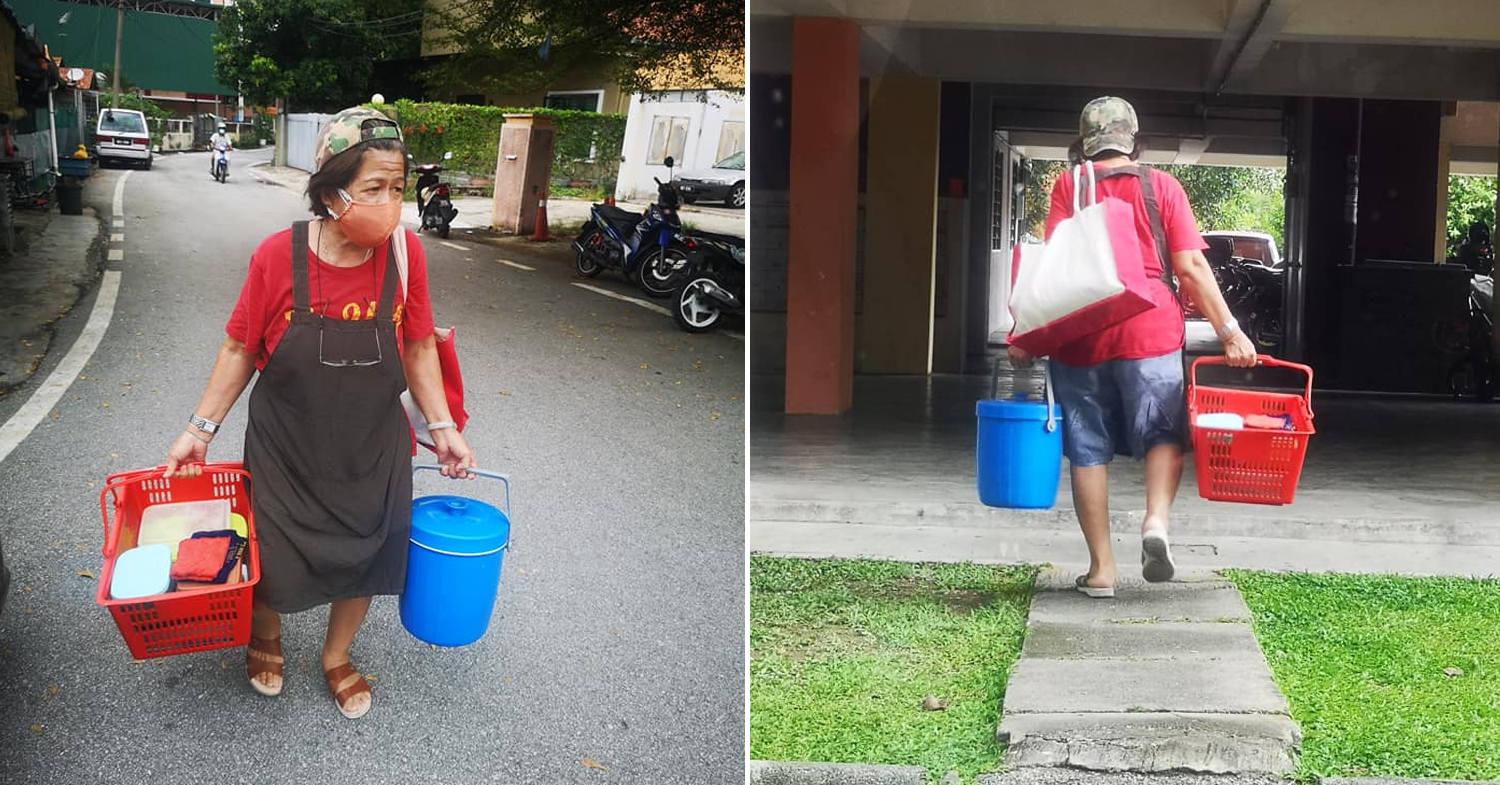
[[371, 100, 626, 195]]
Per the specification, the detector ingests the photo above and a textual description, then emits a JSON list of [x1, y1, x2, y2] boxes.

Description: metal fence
[[285, 113, 334, 172]]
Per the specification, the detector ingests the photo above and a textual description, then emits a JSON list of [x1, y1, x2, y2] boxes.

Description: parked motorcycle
[[1194, 237, 1284, 349], [212, 145, 229, 183], [573, 156, 687, 294], [415, 151, 459, 238], [1448, 273, 1496, 402], [672, 231, 744, 334]]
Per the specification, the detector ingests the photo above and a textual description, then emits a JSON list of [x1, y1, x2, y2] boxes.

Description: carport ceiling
[[751, 0, 1500, 100]]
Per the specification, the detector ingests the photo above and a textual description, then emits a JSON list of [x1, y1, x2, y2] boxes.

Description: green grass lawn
[[750, 557, 1036, 783], [1228, 571, 1500, 781]]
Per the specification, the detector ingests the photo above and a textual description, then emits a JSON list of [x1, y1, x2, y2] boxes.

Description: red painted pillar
[[785, 17, 859, 415]]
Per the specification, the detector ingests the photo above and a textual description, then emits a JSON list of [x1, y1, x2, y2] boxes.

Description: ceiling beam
[[1211, 0, 1302, 94]]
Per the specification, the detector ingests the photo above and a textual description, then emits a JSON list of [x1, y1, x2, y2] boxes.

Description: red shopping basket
[[95, 462, 259, 659], [1188, 355, 1316, 505]]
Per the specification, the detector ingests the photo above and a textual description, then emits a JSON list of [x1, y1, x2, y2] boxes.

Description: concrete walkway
[[998, 568, 1298, 774], [750, 373, 1500, 578]]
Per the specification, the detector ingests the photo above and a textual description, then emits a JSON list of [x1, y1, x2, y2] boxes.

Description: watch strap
[[189, 414, 220, 434]]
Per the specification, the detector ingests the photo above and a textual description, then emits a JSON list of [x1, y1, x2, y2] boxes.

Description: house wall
[[614, 90, 746, 203]]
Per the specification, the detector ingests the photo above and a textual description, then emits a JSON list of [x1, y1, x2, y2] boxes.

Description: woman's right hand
[[164, 431, 209, 478]]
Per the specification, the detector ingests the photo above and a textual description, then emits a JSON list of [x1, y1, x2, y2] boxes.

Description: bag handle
[[99, 463, 253, 557]]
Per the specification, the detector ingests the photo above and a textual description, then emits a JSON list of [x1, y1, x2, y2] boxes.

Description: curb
[[1322, 779, 1500, 784], [748, 761, 929, 785]]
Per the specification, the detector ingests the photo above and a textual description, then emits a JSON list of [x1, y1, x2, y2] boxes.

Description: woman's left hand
[[431, 428, 476, 479]]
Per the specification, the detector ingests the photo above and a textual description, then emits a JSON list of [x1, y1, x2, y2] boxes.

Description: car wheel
[[727, 182, 745, 209], [143, 158, 152, 171]]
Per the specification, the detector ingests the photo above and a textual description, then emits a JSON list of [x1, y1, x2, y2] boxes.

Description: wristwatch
[[188, 413, 220, 435]]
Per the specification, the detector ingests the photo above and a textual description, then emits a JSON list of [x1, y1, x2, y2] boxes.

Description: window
[[544, 91, 604, 112], [99, 111, 146, 134], [647, 116, 690, 165], [712, 151, 745, 171], [715, 121, 745, 163]]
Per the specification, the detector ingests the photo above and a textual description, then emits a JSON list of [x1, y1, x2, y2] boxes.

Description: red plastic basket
[[95, 462, 260, 659], [1188, 355, 1316, 505]]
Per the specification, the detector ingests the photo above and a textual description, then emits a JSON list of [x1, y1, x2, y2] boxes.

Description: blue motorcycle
[[573, 156, 688, 297]]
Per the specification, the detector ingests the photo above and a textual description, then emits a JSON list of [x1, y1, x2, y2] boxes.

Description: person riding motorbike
[[1455, 220, 1494, 276], [210, 123, 234, 176]]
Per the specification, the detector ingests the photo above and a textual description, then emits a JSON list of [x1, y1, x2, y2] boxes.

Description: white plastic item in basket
[[138, 498, 231, 559]]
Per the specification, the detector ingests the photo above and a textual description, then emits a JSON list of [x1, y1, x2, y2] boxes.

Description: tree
[[1446, 175, 1497, 259], [423, 0, 744, 100], [213, 0, 424, 111]]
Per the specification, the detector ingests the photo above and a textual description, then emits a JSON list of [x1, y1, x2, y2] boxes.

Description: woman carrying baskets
[[162, 107, 475, 718], [1009, 96, 1256, 597]]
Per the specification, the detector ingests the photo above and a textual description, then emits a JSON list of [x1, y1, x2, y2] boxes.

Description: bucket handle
[[413, 465, 513, 552], [1043, 361, 1057, 434]]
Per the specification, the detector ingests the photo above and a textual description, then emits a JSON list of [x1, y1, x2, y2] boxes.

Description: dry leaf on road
[[77, 570, 96, 579], [581, 758, 609, 771]]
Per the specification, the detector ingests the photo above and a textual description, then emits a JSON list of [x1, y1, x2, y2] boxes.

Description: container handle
[[1043, 360, 1057, 433], [99, 463, 252, 558], [1188, 354, 1315, 419], [412, 464, 511, 519]]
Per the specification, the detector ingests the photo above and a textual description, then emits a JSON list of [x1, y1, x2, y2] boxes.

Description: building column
[[859, 77, 941, 375], [785, 17, 859, 414], [1435, 107, 1452, 263]]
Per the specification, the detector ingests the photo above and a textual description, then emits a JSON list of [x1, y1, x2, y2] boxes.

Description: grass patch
[[750, 557, 1037, 783], [1227, 570, 1500, 781]]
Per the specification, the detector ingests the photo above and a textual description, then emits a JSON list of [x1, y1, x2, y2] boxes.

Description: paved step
[[998, 712, 1300, 774], [1003, 657, 1288, 715], [1025, 581, 1253, 626], [1020, 620, 1261, 660]]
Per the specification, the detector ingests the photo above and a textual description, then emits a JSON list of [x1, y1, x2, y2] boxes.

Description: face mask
[[330, 188, 402, 248]]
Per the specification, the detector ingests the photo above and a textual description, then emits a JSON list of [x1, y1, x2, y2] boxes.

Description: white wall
[[284, 113, 334, 172], [614, 90, 746, 203]]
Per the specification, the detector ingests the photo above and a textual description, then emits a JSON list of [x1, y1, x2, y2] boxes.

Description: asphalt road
[[0, 149, 747, 784]]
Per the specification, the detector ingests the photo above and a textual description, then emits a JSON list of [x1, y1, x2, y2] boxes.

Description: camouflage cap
[[313, 107, 404, 171], [1079, 96, 1139, 158]]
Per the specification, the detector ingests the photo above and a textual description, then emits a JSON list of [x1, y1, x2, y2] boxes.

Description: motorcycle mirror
[[663, 156, 675, 169], [444, 151, 453, 160]]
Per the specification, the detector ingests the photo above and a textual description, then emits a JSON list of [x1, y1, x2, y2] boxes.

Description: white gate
[[284, 113, 334, 172]]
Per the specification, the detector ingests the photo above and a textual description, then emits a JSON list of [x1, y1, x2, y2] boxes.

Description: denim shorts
[[1050, 350, 1188, 467]]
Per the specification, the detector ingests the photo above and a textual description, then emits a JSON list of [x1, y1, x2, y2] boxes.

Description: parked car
[[670, 151, 745, 209], [1202, 230, 1281, 268], [95, 108, 153, 169]]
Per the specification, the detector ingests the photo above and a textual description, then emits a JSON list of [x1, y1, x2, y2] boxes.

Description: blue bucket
[[976, 388, 1064, 510], [401, 467, 512, 647]]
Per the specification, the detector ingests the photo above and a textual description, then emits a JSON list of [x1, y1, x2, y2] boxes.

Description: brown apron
[[244, 221, 411, 614]]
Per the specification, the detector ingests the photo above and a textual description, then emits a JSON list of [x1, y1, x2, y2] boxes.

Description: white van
[[96, 108, 153, 169]]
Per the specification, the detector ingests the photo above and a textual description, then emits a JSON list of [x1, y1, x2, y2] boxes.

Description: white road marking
[[497, 259, 535, 271], [107, 249, 123, 261], [112, 218, 124, 228], [0, 271, 122, 466], [111, 233, 124, 242], [112, 171, 130, 217], [571, 283, 672, 317], [439, 241, 466, 251]]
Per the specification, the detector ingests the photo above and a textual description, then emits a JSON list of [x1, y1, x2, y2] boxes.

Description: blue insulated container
[[976, 391, 1064, 509], [401, 468, 512, 647]]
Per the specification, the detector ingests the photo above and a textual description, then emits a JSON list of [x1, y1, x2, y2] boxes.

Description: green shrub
[[370, 100, 626, 195]]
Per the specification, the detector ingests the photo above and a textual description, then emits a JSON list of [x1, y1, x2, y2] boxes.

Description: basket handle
[[1189, 354, 1315, 418], [99, 463, 251, 557], [413, 464, 511, 518]]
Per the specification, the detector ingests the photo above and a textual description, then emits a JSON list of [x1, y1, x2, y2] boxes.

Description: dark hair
[[305, 138, 408, 218]]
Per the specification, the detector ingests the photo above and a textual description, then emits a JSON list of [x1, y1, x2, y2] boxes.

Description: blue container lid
[[411, 495, 511, 556], [110, 544, 172, 599], [977, 396, 1063, 422]]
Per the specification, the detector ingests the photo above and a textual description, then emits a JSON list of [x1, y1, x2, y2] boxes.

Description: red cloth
[[170, 536, 232, 582], [226, 227, 436, 369], [1044, 165, 1207, 366]]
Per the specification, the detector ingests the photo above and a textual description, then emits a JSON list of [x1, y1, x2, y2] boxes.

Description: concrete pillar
[[785, 18, 859, 414], [492, 114, 555, 235], [859, 77, 941, 375], [1435, 112, 1452, 263]]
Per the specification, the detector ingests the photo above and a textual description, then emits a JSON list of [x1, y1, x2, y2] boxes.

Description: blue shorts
[[1050, 350, 1188, 467]]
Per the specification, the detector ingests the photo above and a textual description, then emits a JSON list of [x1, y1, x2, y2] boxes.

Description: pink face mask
[[331, 188, 402, 248]]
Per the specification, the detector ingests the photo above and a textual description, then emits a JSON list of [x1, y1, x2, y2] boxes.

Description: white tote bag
[[1007, 164, 1154, 356]]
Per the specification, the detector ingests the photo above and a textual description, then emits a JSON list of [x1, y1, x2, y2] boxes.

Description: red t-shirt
[[226, 227, 436, 370], [1043, 164, 1206, 366]]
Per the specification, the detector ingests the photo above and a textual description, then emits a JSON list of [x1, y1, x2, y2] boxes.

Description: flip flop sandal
[[324, 662, 373, 720], [1141, 529, 1177, 583], [1074, 573, 1116, 599], [246, 635, 284, 697]]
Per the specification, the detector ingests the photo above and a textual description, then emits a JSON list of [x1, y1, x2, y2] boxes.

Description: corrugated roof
[[9, 0, 231, 95]]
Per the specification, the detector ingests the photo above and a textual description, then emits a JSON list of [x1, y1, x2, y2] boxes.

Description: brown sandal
[[324, 661, 372, 719], [246, 636, 284, 697]]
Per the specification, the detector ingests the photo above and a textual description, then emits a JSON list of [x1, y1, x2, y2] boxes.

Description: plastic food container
[[138, 499, 231, 558], [109, 544, 172, 600]]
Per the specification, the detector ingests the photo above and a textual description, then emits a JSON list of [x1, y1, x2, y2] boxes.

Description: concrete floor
[[749, 369, 1500, 576]]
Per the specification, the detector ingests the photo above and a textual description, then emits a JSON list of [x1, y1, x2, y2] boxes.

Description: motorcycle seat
[[598, 204, 644, 233]]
